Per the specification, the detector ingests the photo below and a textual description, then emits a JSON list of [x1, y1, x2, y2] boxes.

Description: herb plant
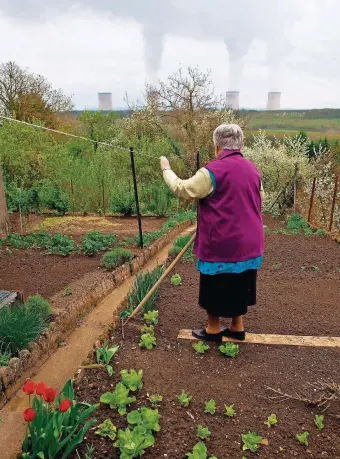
[[102, 248, 134, 270], [144, 310, 159, 325], [139, 333, 157, 350], [178, 391, 192, 408], [242, 432, 263, 452], [100, 383, 136, 415], [219, 342, 240, 358], [96, 342, 119, 377], [314, 414, 324, 430], [120, 369, 144, 392], [95, 419, 117, 440], [204, 400, 216, 415], [193, 341, 210, 354], [296, 431, 309, 446], [197, 424, 211, 440], [224, 404, 236, 417], [264, 413, 278, 427]]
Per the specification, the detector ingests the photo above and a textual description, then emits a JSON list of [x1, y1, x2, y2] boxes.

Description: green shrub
[[110, 185, 136, 215], [102, 248, 134, 270], [81, 232, 117, 256], [127, 266, 164, 313], [0, 304, 46, 353], [142, 182, 175, 217], [0, 343, 12, 366], [287, 214, 309, 233], [169, 234, 194, 260], [25, 295, 52, 320], [45, 233, 75, 256]]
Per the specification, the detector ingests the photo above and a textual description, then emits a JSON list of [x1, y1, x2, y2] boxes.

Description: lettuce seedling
[[171, 273, 182, 286], [186, 441, 217, 459], [224, 404, 236, 417], [120, 369, 143, 392], [178, 391, 192, 408], [115, 425, 155, 458], [148, 394, 163, 405], [242, 432, 263, 452], [264, 413, 278, 427], [139, 333, 157, 350], [314, 414, 324, 430], [100, 382, 136, 415], [219, 342, 240, 358], [127, 407, 160, 433], [296, 431, 309, 446], [141, 324, 155, 336], [193, 341, 210, 354], [197, 424, 211, 440], [204, 400, 216, 415], [95, 419, 117, 440], [144, 310, 159, 325]]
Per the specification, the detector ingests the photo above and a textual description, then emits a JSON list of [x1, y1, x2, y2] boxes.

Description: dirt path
[[0, 226, 195, 459]]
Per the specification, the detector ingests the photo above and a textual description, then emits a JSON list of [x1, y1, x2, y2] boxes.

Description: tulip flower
[[23, 408, 36, 422], [43, 387, 57, 403], [59, 398, 72, 412], [23, 380, 36, 395], [36, 381, 47, 396]]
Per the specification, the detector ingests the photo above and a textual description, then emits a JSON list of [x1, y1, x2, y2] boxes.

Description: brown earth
[[0, 216, 165, 299], [74, 232, 340, 459]]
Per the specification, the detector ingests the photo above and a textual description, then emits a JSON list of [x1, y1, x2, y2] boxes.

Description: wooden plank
[[177, 329, 340, 348]]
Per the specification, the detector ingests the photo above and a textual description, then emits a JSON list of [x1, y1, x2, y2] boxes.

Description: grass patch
[[127, 266, 164, 314], [25, 295, 52, 321], [169, 234, 195, 261]]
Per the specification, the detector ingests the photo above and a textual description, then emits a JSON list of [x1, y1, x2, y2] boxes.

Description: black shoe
[[222, 328, 246, 341], [192, 328, 224, 342]]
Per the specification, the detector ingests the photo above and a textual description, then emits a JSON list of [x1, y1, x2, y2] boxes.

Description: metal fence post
[[307, 177, 316, 223], [130, 147, 143, 248]]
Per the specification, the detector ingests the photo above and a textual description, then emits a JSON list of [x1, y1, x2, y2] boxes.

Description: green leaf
[[186, 441, 208, 458], [106, 365, 114, 377], [120, 369, 144, 392], [127, 407, 161, 433], [95, 419, 117, 440], [314, 414, 324, 430], [204, 400, 216, 415], [177, 391, 192, 408], [242, 432, 263, 452], [100, 383, 136, 414], [171, 273, 182, 286], [296, 431, 309, 446], [197, 424, 211, 440], [148, 394, 163, 405], [193, 341, 210, 354], [219, 342, 240, 358], [264, 413, 278, 427], [143, 310, 159, 325], [141, 324, 155, 336], [115, 426, 155, 458], [37, 453, 45, 458], [224, 404, 236, 418]]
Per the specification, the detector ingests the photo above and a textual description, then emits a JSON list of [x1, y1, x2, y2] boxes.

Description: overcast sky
[[1, 0, 340, 110]]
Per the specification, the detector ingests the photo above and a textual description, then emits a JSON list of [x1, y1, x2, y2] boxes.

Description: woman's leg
[[230, 315, 244, 332], [206, 313, 222, 334]]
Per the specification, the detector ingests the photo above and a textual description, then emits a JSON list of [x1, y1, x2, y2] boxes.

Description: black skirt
[[199, 269, 257, 318]]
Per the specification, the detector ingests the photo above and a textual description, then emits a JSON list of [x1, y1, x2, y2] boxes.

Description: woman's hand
[[160, 156, 171, 171]]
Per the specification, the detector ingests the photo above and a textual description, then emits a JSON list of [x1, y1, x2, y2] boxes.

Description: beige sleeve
[[162, 167, 213, 200], [260, 181, 265, 200]]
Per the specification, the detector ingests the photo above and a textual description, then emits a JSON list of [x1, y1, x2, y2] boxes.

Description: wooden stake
[[308, 177, 317, 223], [329, 175, 338, 232], [123, 232, 196, 326]]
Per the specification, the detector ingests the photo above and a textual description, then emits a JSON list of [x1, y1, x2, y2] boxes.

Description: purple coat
[[193, 150, 264, 262]]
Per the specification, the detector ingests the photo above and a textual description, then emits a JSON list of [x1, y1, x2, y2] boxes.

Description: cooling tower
[[98, 93, 113, 111], [226, 91, 240, 110], [266, 92, 281, 110]]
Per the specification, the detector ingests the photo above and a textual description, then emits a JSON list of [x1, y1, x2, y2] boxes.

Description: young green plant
[[178, 391, 192, 408], [120, 369, 143, 392], [314, 414, 324, 430], [219, 342, 240, 358], [95, 419, 117, 440], [193, 341, 210, 354], [100, 382, 136, 415], [139, 333, 157, 350], [242, 432, 263, 453], [296, 431, 309, 446], [197, 424, 211, 440], [96, 342, 120, 377], [264, 413, 278, 427], [224, 404, 236, 417], [204, 400, 216, 415]]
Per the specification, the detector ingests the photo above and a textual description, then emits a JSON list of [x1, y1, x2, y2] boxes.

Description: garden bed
[[73, 230, 340, 458], [0, 217, 194, 408]]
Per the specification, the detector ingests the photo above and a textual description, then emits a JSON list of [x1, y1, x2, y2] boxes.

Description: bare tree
[[0, 168, 9, 234], [0, 61, 73, 127]]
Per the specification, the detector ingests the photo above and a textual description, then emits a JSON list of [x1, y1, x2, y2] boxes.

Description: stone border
[[0, 220, 193, 407]]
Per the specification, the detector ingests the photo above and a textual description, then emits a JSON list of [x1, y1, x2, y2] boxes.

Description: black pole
[[196, 151, 200, 172], [130, 147, 143, 248]]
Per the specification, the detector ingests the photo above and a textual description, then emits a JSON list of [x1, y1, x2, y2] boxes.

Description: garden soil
[[0, 216, 165, 298], [74, 232, 340, 459]]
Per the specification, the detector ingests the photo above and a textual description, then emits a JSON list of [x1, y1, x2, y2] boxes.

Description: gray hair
[[213, 124, 244, 150]]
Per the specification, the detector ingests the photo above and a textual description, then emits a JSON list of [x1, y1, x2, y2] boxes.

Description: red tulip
[[36, 381, 47, 396], [43, 387, 57, 403], [23, 380, 36, 395], [59, 398, 72, 412], [23, 408, 36, 422]]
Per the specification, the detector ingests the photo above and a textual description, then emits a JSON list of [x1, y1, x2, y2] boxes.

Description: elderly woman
[[160, 124, 264, 342]]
